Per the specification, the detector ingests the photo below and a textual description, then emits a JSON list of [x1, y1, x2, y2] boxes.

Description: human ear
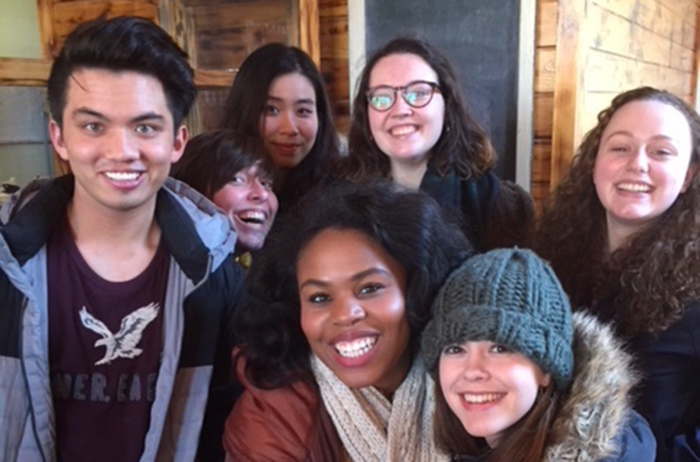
[[49, 120, 69, 161], [170, 125, 189, 163], [681, 162, 697, 193]]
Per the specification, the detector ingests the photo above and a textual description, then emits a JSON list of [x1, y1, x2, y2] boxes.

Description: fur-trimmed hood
[[544, 312, 651, 461]]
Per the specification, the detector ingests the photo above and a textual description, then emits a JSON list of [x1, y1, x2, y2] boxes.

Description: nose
[[248, 178, 270, 201], [331, 297, 366, 326], [279, 111, 300, 135], [628, 147, 650, 173], [461, 351, 490, 382], [104, 128, 139, 161], [389, 91, 413, 117]]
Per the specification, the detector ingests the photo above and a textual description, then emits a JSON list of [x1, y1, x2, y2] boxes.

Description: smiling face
[[439, 341, 551, 448], [212, 163, 278, 254], [367, 53, 445, 169], [49, 68, 187, 217], [260, 72, 319, 169], [297, 228, 412, 395], [593, 99, 695, 249]]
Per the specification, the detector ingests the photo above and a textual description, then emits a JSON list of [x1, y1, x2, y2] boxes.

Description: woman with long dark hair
[[223, 181, 472, 461], [535, 87, 700, 462], [219, 43, 340, 212], [340, 37, 532, 251]]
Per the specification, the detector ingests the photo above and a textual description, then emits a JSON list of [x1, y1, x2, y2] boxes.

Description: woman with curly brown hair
[[535, 86, 700, 462], [337, 37, 533, 251]]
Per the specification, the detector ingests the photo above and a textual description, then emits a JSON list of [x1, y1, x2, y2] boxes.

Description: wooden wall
[[319, 0, 349, 134], [534, 0, 700, 203]]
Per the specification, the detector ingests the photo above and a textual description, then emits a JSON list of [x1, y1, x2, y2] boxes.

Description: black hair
[[47, 16, 196, 128], [171, 129, 272, 199], [341, 36, 495, 181], [234, 180, 474, 389], [218, 43, 340, 211]]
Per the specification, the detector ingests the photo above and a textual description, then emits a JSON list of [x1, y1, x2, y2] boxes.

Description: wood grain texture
[[550, 0, 586, 188], [299, 0, 320, 65], [0, 58, 52, 86]]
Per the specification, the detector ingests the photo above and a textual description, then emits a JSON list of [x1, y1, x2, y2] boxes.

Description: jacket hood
[[544, 312, 639, 461], [0, 176, 236, 284]]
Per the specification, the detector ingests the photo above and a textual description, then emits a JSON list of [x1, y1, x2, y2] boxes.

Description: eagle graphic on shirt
[[79, 303, 160, 366]]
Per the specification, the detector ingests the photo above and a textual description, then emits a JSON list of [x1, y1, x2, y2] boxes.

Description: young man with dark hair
[[0, 16, 244, 462]]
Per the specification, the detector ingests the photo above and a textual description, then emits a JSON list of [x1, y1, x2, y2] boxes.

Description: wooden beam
[[0, 58, 235, 89], [550, 0, 587, 189], [0, 58, 52, 86], [299, 0, 321, 67], [36, 0, 55, 59], [194, 69, 236, 88]]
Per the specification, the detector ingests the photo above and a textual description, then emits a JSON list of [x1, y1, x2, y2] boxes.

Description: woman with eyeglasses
[[338, 37, 533, 251]]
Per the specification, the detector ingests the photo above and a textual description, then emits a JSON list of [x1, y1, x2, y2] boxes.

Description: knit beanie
[[421, 248, 574, 390]]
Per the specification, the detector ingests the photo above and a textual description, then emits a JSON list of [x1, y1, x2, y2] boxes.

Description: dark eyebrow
[[267, 95, 315, 105], [131, 112, 165, 124], [298, 267, 391, 290], [71, 108, 164, 124], [72, 107, 108, 120]]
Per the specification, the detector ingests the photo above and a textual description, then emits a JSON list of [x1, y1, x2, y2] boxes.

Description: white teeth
[[390, 125, 417, 136], [461, 393, 504, 404], [334, 337, 377, 358], [618, 183, 651, 192], [238, 211, 266, 224], [105, 171, 140, 181]]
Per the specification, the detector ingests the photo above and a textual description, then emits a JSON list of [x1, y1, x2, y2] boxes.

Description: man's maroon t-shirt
[[47, 220, 168, 462]]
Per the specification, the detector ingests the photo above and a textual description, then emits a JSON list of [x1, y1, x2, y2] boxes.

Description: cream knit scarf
[[311, 355, 449, 462]]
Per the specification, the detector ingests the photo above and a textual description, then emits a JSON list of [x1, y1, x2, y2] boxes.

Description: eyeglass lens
[[368, 81, 437, 111]]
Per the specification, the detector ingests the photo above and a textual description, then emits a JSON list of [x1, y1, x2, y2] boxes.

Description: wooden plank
[[191, 1, 289, 29], [531, 182, 551, 211], [534, 92, 554, 138], [192, 1, 289, 70], [36, 0, 55, 59], [671, 40, 695, 71], [584, 50, 640, 92], [319, 15, 348, 59], [320, 57, 349, 99], [299, 0, 321, 66], [535, 46, 556, 92], [536, 1, 557, 47], [194, 68, 236, 88], [682, 21, 696, 49], [0, 58, 52, 86], [550, 0, 586, 189], [531, 141, 551, 183], [580, 92, 615, 135]]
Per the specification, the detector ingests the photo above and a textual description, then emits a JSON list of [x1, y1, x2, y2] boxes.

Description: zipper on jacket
[[19, 297, 48, 462]]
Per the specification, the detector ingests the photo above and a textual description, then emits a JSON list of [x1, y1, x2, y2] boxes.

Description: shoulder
[[223, 371, 331, 462], [599, 411, 656, 462], [546, 313, 653, 461]]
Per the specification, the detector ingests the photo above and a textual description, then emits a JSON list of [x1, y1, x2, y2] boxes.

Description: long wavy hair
[[219, 43, 340, 211], [535, 87, 700, 338], [339, 36, 495, 181], [234, 181, 473, 389]]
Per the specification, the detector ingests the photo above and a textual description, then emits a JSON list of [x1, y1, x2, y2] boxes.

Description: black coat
[[419, 165, 534, 252]]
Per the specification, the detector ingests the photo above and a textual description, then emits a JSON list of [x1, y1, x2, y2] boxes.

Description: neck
[[390, 159, 428, 190], [605, 218, 644, 254], [67, 193, 162, 282]]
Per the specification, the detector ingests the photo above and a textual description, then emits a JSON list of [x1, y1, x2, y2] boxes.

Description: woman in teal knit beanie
[[421, 248, 655, 462]]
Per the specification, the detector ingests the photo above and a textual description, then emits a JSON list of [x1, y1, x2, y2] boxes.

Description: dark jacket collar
[[2, 175, 211, 283]]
